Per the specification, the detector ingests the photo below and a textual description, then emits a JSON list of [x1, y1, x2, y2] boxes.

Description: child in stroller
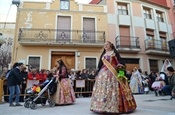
[[24, 75, 57, 109]]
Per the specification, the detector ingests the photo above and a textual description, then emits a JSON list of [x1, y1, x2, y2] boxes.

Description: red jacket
[[27, 73, 40, 80], [39, 73, 47, 81]]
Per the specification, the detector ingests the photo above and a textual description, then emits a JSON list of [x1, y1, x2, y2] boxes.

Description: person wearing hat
[[161, 66, 175, 96]]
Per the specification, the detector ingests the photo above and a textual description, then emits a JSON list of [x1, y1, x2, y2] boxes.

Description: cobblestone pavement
[[0, 92, 175, 115]]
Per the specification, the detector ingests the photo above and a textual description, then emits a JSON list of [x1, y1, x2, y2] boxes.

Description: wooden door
[[126, 64, 139, 72], [51, 52, 75, 71]]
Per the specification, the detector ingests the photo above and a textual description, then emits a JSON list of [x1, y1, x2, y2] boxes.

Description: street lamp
[[0, 33, 6, 46]]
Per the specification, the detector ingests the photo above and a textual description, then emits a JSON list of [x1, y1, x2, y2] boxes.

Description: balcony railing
[[115, 36, 140, 53], [18, 28, 105, 46], [116, 36, 140, 49], [145, 39, 169, 52]]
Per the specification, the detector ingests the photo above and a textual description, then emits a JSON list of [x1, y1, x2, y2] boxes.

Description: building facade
[[12, 0, 175, 73], [105, 0, 175, 73], [12, 0, 107, 71]]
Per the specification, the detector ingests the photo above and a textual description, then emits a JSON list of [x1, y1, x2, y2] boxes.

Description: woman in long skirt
[[51, 60, 76, 105], [90, 41, 136, 114]]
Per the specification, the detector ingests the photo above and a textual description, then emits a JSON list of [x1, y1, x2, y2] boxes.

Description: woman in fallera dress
[[90, 41, 137, 114], [129, 67, 144, 94], [51, 60, 76, 105]]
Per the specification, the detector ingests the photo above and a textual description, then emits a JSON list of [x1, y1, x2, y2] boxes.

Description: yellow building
[[12, 0, 108, 71]]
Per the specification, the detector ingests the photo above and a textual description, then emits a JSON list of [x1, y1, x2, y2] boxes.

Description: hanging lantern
[[0, 33, 5, 45]]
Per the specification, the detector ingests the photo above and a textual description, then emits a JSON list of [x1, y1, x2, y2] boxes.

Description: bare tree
[[0, 37, 12, 70]]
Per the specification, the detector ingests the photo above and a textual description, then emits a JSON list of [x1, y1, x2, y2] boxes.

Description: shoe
[[9, 103, 15, 107], [15, 103, 23, 106], [158, 91, 162, 96], [155, 91, 158, 97]]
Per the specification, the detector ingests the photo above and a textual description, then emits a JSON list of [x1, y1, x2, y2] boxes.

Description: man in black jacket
[[7, 62, 24, 107]]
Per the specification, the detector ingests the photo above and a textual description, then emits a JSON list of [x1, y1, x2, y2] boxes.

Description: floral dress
[[51, 67, 76, 105], [90, 53, 136, 114]]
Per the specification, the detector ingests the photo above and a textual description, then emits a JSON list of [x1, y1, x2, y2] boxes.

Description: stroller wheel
[[48, 100, 55, 107], [30, 102, 37, 110], [24, 101, 31, 108]]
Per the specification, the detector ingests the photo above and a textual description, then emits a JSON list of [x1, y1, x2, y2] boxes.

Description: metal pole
[[0, 79, 3, 103]]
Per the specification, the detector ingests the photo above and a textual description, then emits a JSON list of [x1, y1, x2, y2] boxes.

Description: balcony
[[116, 36, 140, 53], [18, 28, 106, 47], [144, 18, 155, 30], [145, 39, 170, 55]]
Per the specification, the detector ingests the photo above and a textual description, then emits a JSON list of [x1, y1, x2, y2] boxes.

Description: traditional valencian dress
[[51, 67, 76, 105], [90, 53, 136, 114], [129, 70, 144, 94]]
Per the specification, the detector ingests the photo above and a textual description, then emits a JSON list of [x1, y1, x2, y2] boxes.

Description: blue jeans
[[8, 85, 20, 104], [162, 85, 172, 96]]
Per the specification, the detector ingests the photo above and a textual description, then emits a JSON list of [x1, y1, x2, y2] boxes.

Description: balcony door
[[57, 16, 71, 42], [83, 18, 95, 43], [119, 26, 130, 47], [159, 32, 167, 50]]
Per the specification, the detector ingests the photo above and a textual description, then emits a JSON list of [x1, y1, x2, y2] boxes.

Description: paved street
[[0, 92, 175, 115]]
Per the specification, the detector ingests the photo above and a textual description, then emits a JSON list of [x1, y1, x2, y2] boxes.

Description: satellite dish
[[12, 0, 20, 7]]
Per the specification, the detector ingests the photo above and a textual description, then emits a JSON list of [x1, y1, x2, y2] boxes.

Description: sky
[[0, 0, 92, 22]]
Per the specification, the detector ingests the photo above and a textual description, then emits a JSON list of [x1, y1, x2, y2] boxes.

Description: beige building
[[12, 0, 107, 71], [105, 0, 175, 73], [12, 0, 175, 73]]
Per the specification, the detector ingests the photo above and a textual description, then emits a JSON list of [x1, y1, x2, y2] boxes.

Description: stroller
[[24, 77, 57, 109]]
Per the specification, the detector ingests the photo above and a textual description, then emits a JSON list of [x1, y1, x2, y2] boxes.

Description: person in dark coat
[[7, 62, 24, 107], [19, 67, 28, 102]]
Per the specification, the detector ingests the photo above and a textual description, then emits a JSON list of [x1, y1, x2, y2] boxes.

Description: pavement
[[0, 92, 175, 115]]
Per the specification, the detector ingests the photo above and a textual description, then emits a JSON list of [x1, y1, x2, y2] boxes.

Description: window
[[143, 8, 152, 19], [28, 57, 41, 71], [85, 58, 97, 71], [60, 0, 70, 10], [159, 32, 167, 49], [118, 3, 128, 15], [57, 16, 71, 42], [156, 11, 164, 22], [146, 29, 154, 47], [149, 59, 158, 73], [83, 18, 95, 43]]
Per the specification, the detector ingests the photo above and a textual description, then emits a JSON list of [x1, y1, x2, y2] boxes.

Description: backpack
[[6, 70, 12, 79]]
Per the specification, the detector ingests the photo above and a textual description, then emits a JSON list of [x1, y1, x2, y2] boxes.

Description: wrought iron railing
[[145, 39, 169, 51], [115, 36, 140, 49], [18, 28, 105, 44]]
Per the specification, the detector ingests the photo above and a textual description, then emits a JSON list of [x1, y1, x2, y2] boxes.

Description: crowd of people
[[0, 41, 174, 114], [126, 59, 175, 99]]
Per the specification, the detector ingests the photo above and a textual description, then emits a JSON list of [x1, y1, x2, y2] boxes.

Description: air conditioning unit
[[12, 0, 20, 7]]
